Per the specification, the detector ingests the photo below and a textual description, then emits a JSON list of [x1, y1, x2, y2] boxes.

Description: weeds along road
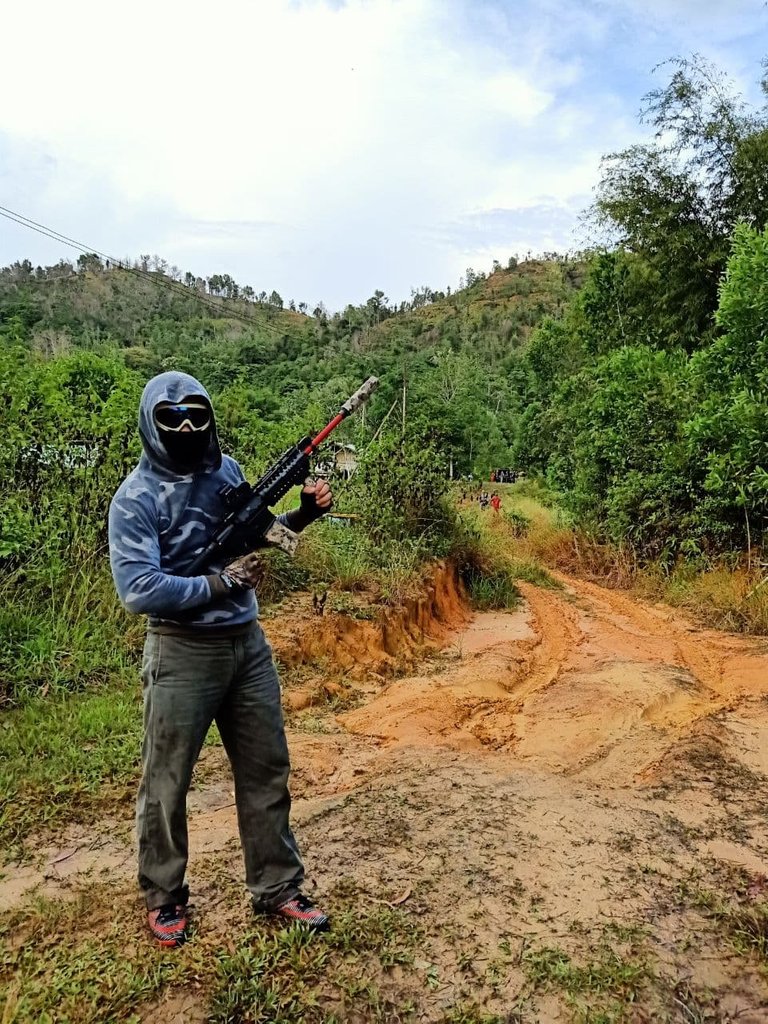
[[3, 564, 768, 1022]]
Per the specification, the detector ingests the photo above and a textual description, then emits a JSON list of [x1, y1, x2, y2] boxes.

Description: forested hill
[[3, 54, 768, 565], [0, 253, 583, 475]]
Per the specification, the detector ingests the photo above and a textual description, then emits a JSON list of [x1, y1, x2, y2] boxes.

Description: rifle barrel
[[307, 412, 344, 451], [305, 376, 379, 452]]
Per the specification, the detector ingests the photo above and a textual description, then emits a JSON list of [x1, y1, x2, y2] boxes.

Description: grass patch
[[0, 678, 141, 854], [0, 564, 141, 705], [0, 891, 188, 1024], [678, 867, 768, 962], [494, 484, 768, 635], [0, 886, 425, 1024], [297, 520, 427, 605], [503, 508, 531, 536], [508, 556, 561, 590], [464, 569, 521, 610], [209, 904, 421, 1023], [453, 505, 561, 610], [522, 940, 653, 1022], [637, 561, 768, 635]]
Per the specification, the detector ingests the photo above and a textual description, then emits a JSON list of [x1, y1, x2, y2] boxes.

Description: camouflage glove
[[206, 552, 260, 597]]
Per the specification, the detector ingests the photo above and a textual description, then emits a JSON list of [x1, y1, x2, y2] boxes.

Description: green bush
[[683, 224, 768, 551], [348, 431, 455, 554]]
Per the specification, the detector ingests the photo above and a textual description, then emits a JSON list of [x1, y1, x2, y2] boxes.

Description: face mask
[[154, 400, 212, 469], [159, 427, 212, 469]]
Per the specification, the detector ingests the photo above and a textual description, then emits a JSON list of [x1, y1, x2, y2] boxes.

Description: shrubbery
[[516, 224, 768, 564], [0, 348, 143, 702], [510, 58, 768, 565]]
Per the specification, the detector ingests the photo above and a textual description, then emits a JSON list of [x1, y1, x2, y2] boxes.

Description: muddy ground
[[3, 566, 768, 1022]]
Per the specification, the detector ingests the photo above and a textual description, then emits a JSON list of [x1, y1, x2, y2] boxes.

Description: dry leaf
[[390, 888, 412, 906]]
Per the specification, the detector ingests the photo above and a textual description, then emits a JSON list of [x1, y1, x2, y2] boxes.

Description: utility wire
[[0, 203, 291, 336], [0, 203, 281, 331]]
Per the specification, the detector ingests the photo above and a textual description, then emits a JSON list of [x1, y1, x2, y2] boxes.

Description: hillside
[[0, 254, 584, 476], [357, 258, 584, 378]]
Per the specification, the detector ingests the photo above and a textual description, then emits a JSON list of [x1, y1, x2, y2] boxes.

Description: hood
[[138, 371, 222, 474]]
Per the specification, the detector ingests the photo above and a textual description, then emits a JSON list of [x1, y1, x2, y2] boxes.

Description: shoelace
[[156, 905, 185, 925]]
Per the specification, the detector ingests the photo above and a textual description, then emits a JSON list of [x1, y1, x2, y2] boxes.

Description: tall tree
[[590, 55, 768, 350]]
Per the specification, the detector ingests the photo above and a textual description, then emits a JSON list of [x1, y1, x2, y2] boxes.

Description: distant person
[[491, 492, 501, 513], [479, 490, 490, 509], [109, 371, 331, 948]]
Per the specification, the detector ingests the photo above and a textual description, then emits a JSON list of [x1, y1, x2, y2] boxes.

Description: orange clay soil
[[340, 573, 768, 784]]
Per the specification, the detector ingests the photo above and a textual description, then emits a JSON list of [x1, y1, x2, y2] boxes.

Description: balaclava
[[154, 398, 213, 471]]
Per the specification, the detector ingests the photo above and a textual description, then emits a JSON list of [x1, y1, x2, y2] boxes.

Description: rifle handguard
[[264, 519, 299, 555]]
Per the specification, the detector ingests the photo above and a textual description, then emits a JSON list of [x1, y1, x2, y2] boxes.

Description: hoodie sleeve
[[108, 489, 213, 616]]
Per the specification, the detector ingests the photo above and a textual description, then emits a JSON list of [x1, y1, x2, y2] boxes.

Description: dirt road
[[341, 573, 768, 783], [4, 572, 768, 1022]]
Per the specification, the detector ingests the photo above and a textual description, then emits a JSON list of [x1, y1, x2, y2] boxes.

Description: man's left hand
[[301, 478, 333, 518]]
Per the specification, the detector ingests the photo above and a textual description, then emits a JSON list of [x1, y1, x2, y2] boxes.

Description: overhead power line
[[0, 203, 291, 336]]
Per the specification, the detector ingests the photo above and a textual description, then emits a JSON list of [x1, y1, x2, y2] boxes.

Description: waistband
[[147, 619, 258, 639]]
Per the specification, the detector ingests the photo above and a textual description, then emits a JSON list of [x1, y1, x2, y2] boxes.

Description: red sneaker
[[263, 893, 330, 932], [147, 904, 188, 948]]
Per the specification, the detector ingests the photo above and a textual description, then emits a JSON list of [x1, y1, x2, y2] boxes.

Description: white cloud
[[0, 0, 764, 308]]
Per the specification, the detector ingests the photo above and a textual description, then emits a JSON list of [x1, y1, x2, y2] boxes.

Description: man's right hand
[[223, 552, 261, 589], [206, 552, 261, 598]]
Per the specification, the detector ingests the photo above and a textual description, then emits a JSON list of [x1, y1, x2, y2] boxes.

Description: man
[[109, 370, 331, 948]]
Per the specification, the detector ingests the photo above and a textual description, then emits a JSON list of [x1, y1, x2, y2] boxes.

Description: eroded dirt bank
[[4, 569, 768, 1022], [268, 559, 470, 681]]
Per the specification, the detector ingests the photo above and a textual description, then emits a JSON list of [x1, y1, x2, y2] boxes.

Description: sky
[[1, 0, 766, 311]]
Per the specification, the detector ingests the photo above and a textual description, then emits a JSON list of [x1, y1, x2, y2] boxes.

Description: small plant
[[504, 507, 530, 537], [464, 569, 521, 610]]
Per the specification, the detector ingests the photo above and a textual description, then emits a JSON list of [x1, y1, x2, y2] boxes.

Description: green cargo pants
[[137, 622, 304, 911]]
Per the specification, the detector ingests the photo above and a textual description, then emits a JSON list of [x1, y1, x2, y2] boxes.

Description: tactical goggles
[[154, 403, 211, 432]]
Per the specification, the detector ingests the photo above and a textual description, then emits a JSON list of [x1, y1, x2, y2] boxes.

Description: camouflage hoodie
[[109, 370, 268, 628]]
